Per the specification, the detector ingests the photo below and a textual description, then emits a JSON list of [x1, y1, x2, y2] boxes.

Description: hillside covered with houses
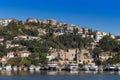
[[0, 18, 120, 67]]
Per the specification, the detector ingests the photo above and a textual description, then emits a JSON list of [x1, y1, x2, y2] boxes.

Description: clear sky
[[0, 0, 120, 35]]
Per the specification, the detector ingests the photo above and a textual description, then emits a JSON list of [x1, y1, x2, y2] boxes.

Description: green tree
[[20, 57, 31, 66], [99, 36, 118, 52], [93, 47, 102, 65], [7, 57, 21, 66], [39, 53, 48, 66]]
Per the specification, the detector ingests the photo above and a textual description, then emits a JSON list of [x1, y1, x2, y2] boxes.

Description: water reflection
[[1, 70, 12, 76], [47, 71, 57, 75], [0, 70, 120, 76], [29, 70, 35, 75], [117, 71, 120, 75], [69, 71, 78, 74]]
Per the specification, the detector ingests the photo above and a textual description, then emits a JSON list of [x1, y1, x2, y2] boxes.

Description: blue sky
[[0, 0, 120, 35]]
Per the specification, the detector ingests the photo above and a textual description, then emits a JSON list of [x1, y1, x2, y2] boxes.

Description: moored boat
[[5, 65, 12, 71], [35, 66, 40, 71], [89, 66, 98, 71], [65, 63, 79, 71], [12, 66, 18, 71], [18, 66, 22, 71], [103, 66, 115, 71], [48, 63, 57, 71], [0, 66, 2, 71], [81, 65, 90, 71], [29, 65, 35, 71]]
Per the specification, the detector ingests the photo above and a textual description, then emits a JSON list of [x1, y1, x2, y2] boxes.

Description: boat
[[81, 65, 90, 71], [48, 63, 57, 71], [89, 66, 98, 71], [0, 66, 2, 71], [114, 66, 120, 71], [18, 66, 22, 71], [12, 66, 18, 71], [103, 66, 115, 71], [65, 63, 79, 71], [35, 66, 40, 71], [29, 65, 35, 71], [40, 66, 48, 70], [5, 65, 12, 71]]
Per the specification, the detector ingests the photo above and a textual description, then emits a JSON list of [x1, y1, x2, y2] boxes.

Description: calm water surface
[[0, 71, 120, 80]]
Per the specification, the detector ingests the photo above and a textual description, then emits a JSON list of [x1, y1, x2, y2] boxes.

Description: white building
[[0, 18, 13, 26], [95, 31, 103, 42], [96, 34, 103, 42], [7, 52, 14, 59], [26, 18, 38, 23], [110, 34, 116, 39]]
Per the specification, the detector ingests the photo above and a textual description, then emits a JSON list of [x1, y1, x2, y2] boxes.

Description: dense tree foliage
[[92, 47, 102, 65], [102, 54, 120, 65], [99, 36, 118, 52]]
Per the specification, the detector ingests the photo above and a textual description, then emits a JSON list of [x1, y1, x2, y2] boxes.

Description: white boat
[[48, 63, 57, 71], [12, 66, 18, 71], [5, 65, 12, 71], [0, 67, 2, 71], [29, 65, 35, 71], [89, 66, 98, 71], [35, 66, 40, 71], [65, 63, 79, 71], [82, 65, 90, 71], [18, 66, 22, 71]]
